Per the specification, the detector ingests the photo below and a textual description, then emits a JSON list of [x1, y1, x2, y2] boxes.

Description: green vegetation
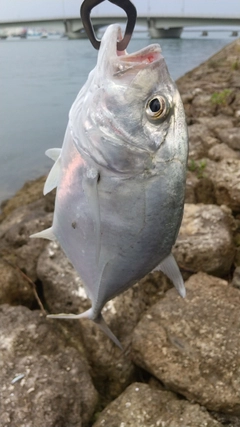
[[210, 89, 232, 106], [232, 59, 239, 71], [188, 159, 207, 179]]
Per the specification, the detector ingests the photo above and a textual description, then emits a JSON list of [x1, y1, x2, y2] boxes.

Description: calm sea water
[[0, 32, 237, 205]]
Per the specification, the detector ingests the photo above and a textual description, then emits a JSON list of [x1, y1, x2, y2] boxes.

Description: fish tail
[[47, 308, 93, 320], [94, 313, 123, 350], [47, 308, 123, 349]]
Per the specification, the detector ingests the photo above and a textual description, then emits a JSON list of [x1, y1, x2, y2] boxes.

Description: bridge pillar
[[148, 19, 183, 38], [64, 20, 87, 39]]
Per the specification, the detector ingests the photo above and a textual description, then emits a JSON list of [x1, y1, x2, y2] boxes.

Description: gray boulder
[[173, 203, 235, 276], [0, 304, 98, 427], [208, 143, 240, 161], [92, 382, 223, 427], [132, 272, 240, 414], [215, 127, 240, 150]]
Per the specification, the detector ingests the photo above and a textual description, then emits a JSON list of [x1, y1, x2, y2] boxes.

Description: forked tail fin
[[47, 308, 123, 350], [94, 313, 123, 350]]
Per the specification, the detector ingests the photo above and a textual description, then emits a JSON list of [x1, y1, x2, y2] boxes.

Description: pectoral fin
[[154, 253, 186, 298], [45, 148, 61, 161], [82, 168, 101, 263], [44, 155, 61, 195]]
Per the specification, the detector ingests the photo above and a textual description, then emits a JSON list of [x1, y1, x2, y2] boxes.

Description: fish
[[31, 24, 188, 349]]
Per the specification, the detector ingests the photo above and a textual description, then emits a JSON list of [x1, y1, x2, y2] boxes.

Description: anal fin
[[153, 253, 186, 298], [30, 227, 55, 241]]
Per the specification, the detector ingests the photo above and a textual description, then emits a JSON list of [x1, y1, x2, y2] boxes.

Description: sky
[[0, 0, 240, 22]]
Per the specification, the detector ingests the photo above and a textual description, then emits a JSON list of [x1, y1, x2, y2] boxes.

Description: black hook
[[80, 0, 137, 51]]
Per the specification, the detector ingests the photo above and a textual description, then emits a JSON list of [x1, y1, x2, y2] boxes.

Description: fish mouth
[[115, 26, 162, 68]]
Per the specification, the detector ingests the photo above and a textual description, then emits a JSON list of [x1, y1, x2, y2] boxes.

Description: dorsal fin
[[153, 253, 186, 298]]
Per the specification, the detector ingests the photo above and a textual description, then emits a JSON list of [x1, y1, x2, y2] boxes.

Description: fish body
[[32, 25, 188, 347]]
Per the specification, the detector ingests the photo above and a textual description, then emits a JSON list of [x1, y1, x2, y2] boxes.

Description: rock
[[0, 201, 53, 307], [188, 124, 220, 161], [0, 259, 35, 307], [191, 94, 213, 117], [185, 171, 198, 203], [210, 159, 240, 212], [37, 241, 171, 402], [37, 241, 90, 315], [0, 304, 98, 427], [173, 204, 235, 276], [186, 159, 240, 213], [215, 127, 240, 150], [232, 266, 240, 289], [92, 383, 223, 427], [194, 177, 216, 204], [0, 175, 54, 221], [208, 143, 240, 161], [188, 124, 209, 159], [196, 116, 234, 131], [132, 272, 240, 414]]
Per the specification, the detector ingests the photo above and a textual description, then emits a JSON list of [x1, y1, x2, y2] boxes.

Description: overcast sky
[[0, 0, 239, 22]]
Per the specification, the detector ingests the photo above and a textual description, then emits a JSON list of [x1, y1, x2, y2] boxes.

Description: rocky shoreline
[[1, 38, 240, 427]]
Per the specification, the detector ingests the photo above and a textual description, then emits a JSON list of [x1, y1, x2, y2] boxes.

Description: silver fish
[[31, 24, 188, 348]]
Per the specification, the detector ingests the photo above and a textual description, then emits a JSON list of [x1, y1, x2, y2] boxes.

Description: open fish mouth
[[102, 25, 162, 74]]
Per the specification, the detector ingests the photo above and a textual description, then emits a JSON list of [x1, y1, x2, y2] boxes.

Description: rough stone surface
[[215, 127, 240, 150], [188, 124, 210, 159], [0, 304, 98, 427], [37, 241, 172, 402], [0, 201, 53, 307], [92, 383, 223, 427], [195, 116, 234, 132], [232, 266, 240, 289], [132, 272, 240, 414], [37, 241, 90, 315], [173, 204, 235, 276], [210, 159, 240, 212], [185, 171, 198, 204], [0, 176, 55, 221], [208, 143, 240, 161], [0, 258, 35, 307]]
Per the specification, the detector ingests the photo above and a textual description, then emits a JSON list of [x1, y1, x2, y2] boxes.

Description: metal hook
[[80, 0, 137, 51]]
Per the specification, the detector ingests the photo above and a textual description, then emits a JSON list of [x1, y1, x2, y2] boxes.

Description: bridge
[[0, 0, 240, 38]]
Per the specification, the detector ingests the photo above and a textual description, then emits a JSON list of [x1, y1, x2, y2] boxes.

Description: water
[[0, 32, 236, 205]]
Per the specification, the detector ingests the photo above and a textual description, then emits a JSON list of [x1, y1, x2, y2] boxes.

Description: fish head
[[69, 24, 188, 173]]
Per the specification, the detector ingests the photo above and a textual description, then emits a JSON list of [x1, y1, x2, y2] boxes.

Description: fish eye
[[146, 95, 170, 122]]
